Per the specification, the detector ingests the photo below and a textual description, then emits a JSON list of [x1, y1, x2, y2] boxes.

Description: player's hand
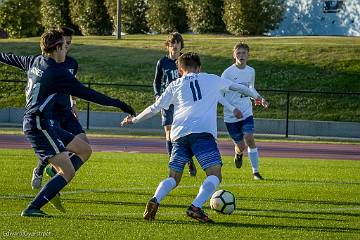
[[155, 95, 160, 101], [233, 108, 243, 119], [121, 115, 134, 126], [119, 101, 136, 116], [255, 98, 269, 109]]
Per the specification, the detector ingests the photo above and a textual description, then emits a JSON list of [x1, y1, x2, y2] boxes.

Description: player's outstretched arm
[[0, 52, 34, 71], [229, 83, 267, 105], [218, 95, 242, 119], [54, 70, 136, 115], [121, 86, 173, 126]]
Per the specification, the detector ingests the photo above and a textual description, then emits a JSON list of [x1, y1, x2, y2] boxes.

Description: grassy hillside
[[0, 35, 359, 121]]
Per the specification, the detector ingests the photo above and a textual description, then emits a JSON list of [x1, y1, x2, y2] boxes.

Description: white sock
[[248, 147, 259, 173], [192, 175, 220, 208], [153, 177, 176, 203]]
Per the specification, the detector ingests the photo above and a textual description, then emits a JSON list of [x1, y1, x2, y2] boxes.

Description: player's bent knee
[[205, 165, 222, 182], [67, 137, 92, 161], [169, 170, 182, 186], [77, 133, 89, 144]]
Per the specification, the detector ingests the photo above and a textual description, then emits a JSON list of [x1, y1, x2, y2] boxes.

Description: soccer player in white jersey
[[121, 52, 266, 223], [221, 42, 269, 180]]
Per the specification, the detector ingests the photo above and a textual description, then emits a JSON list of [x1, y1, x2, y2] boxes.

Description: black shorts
[[53, 110, 85, 136]]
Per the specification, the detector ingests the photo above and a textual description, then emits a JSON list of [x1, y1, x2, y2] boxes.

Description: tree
[[0, 0, 43, 38], [184, 0, 226, 33], [105, 0, 149, 34], [147, 0, 188, 33], [122, 0, 149, 33], [223, 0, 285, 36], [69, 0, 113, 35], [40, 0, 73, 30]]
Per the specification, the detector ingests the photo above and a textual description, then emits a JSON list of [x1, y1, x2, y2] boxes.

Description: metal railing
[[1, 79, 360, 137]]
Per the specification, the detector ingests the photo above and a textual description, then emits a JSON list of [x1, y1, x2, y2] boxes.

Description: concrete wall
[[1, 108, 359, 138]]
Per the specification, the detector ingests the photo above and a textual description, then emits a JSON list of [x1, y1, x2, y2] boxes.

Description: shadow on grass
[[53, 213, 360, 234]]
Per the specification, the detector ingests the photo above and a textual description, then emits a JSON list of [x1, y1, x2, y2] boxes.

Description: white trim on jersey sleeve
[[132, 83, 174, 124]]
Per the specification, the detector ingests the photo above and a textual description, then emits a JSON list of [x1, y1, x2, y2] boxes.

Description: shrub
[[105, 0, 149, 34], [184, 0, 226, 33], [223, 0, 285, 35], [40, 0, 72, 30], [69, 0, 113, 35], [0, 0, 43, 38], [147, 0, 188, 33]]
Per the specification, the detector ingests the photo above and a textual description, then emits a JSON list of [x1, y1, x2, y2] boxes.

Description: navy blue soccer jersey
[[0, 53, 135, 118], [52, 56, 78, 115], [153, 56, 179, 97]]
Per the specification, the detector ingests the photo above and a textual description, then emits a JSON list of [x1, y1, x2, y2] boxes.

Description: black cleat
[[186, 205, 214, 223], [21, 208, 51, 218], [188, 159, 197, 177], [253, 172, 264, 180], [234, 153, 243, 168]]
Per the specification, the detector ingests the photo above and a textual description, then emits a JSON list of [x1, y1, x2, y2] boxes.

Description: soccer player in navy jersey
[[31, 27, 89, 190], [153, 32, 197, 177], [122, 52, 266, 223], [0, 29, 135, 217]]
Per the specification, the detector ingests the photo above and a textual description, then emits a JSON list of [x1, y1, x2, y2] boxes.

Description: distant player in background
[[222, 42, 269, 180], [153, 32, 197, 177], [31, 27, 88, 189], [0, 29, 135, 217], [122, 52, 266, 223]]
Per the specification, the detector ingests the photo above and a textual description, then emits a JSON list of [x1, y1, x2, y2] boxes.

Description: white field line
[[0, 181, 359, 199]]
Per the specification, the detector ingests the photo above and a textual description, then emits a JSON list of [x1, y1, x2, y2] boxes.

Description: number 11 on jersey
[[190, 80, 202, 102]]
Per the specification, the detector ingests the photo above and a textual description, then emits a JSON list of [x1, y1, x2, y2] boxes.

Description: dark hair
[[59, 26, 74, 37], [233, 42, 250, 52], [177, 52, 201, 71], [165, 32, 184, 50], [40, 29, 64, 54]]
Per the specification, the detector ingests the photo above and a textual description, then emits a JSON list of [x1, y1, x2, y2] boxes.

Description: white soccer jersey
[[162, 73, 234, 140], [221, 64, 255, 123], [133, 73, 233, 141]]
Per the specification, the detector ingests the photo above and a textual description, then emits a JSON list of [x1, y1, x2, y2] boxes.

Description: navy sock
[[166, 140, 173, 156], [70, 155, 84, 171], [28, 174, 67, 210], [35, 160, 47, 176]]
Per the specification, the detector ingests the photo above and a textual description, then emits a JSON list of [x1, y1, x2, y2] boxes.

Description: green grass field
[[0, 149, 359, 239], [1, 35, 360, 122]]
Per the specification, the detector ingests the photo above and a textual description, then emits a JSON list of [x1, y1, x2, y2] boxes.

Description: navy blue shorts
[[53, 110, 84, 136], [161, 104, 174, 126], [23, 116, 75, 164], [169, 133, 222, 172], [225, 116, 254, 143]]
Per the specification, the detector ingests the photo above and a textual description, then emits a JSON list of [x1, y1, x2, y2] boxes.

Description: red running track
[[0, 134, 359, 160]]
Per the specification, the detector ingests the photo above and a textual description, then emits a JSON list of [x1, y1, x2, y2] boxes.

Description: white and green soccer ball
[[210, 190, 236, 214]]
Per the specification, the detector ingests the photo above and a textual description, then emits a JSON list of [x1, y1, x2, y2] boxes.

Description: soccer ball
[[210, 190, 236, 214]]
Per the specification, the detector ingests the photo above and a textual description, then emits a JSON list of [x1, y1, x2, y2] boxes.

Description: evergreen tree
[[147, 0, 188, 33], [223, 0, 285, 35], [40, 0, 73, 30], [184, 0, 226, 33], [70, 0, 113, 35], [0, 0, 43, 38]]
